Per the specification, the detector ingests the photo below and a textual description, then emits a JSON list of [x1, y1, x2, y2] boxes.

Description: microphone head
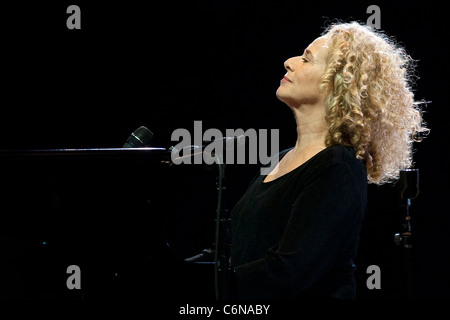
[[123, 126, 154, 148]]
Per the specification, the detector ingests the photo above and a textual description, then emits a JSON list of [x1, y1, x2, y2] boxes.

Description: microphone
[[123, 126, 154, 148]]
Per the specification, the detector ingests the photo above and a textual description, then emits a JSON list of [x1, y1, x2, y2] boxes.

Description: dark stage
[[1, 0, 449, 307]]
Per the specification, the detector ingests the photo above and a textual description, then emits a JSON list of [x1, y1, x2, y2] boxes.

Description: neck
[[290, 104, 328, 156]]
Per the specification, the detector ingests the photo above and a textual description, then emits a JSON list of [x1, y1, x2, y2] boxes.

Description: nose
[[284, 57, 297, 72]]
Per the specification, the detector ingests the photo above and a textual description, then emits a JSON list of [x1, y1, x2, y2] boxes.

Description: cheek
[[294, 73, 319, 91], [296, 69, 324, 89]]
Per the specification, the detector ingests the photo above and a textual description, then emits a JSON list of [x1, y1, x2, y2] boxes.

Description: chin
[[276, 88, 292, 105], [275, 87, 286, 101]]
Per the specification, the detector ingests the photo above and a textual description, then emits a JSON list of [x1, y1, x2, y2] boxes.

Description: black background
[[1, 0, 449, 303]]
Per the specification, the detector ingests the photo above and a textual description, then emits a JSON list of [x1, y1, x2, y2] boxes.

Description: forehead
[[305, 36, 329, 59]]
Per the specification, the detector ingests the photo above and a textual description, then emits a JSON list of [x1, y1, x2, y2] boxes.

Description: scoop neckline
[[261, 145, 335, 185]]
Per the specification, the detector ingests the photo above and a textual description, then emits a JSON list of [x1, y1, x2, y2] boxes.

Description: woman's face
[[276, 36, 329, 108]]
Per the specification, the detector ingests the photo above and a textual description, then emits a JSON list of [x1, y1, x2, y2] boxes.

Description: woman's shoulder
[[309, 145, 366, 174], [320, 144, 358, 161]]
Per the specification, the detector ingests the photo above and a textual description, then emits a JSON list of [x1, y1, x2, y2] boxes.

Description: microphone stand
[[213, 153, 233, 300], [394, 169, 419, 299], [171, 141, 234, 300]]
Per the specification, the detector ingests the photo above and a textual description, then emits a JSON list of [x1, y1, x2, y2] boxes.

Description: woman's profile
[[231, 21, 428, 299]]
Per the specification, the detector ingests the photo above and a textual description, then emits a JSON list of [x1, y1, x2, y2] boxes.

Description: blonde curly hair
[[319, 22, 429, 184]]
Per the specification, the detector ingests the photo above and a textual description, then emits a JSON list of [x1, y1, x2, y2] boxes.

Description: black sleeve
[[233, 161, 366, 299]]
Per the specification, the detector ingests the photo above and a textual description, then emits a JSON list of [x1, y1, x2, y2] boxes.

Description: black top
[[231, 145, 367, 299]]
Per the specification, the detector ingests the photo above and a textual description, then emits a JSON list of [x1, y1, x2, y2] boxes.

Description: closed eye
[[301, 57, 308, 63]]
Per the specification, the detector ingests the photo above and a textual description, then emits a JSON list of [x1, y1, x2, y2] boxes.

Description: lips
[[281, 76, 292, 83]]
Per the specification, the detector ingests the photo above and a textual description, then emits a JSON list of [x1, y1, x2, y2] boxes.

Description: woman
[[230, 22, 428, 299]]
